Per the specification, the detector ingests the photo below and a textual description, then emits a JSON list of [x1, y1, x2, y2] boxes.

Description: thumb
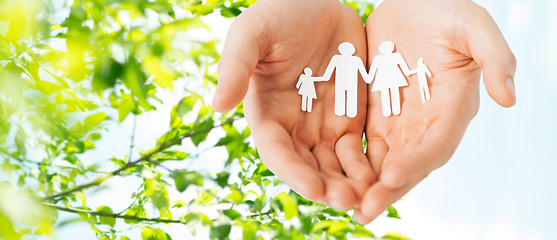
[[465, 5, 517, 108], [213, 12, 264, 113]]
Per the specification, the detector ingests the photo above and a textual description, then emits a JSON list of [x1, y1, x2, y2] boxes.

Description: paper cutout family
[[296, 41, 432, 118]]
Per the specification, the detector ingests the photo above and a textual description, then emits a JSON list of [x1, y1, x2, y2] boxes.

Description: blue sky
[[366, 0, 557, 239]]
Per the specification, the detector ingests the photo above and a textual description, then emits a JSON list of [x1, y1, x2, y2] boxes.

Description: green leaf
[[76, 192, 86, 207], [210, 224, 231, 240], [141, 226, 167, 240], [118, 94, 136, 122], [154, 150, 189, 161], [81, 112, 108, 133], [15, 127, 27, 157], [77, 208, 98, 224], [124, 206, 145, 225], [151, 187, 169, 210], [122, 58, 147, 101], [274, 192, 298, 220], [93, 58, 122, 91], [191, 110, 214, 146], [195, 190, 216, 206], [381, 231, 410, 240], [215, 171, 229, 187], [223, 209, 241, 220], [171, 200, 187, 209], [254, 163, 273, 177], [386, 205, 401, 219], [226, 187, 244, 204], [349, 226, 375, 238], [96, 206, 116, 227], [219, 6, 242, 18], [175, 95, 197, 117], [171, 170, 203, 192], [239, 220, 258, 240]]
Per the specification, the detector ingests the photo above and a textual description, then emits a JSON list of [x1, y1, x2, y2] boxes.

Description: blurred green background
[[0, 0, 393, 239]]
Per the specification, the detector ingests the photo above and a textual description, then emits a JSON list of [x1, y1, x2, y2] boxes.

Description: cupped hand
[[355, 0, 516, 223], [213, 0, 374, 210]]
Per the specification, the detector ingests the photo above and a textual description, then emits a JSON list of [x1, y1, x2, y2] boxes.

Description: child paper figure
[[367, 41, 411, 117], [322, 42, 369, 118], [296, 67, 326, 112], [408, 58, 432, 103]]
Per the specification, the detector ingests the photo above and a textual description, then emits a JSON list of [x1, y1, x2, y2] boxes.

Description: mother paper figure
[[367, 41, 411, 117]]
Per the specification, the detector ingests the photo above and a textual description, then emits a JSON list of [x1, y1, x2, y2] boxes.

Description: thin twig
[[127, 114, 137, 164], [247, 210, 275, 219], [0, 148, 109, 174], [42, 118, 241, 201], [43, 203, 183, 224]]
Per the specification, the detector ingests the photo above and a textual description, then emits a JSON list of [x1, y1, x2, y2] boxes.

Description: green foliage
[[387, 205, 401, 219], [171, 170, 203, 192], [0, 0, 409, 239], [344, 0, 375, 23], [97, 206, 116, 227]]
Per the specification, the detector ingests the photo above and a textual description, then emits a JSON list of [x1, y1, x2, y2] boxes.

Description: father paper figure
[[322, 42, 369, 118]]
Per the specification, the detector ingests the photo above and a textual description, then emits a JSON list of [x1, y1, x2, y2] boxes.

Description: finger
[[322, 168, 369, 201], [365, 136, 388, 177], [359, 181, 416, 223], [335, 133, 375, 185], [312, 142, 343, 174], [252, 121, 325, 201], [354, 207, 374, 225], [293, 142, 320, 170], [465, 4, 517, 108], [213, 11, 265, 113], [320, 169, 359, 211]]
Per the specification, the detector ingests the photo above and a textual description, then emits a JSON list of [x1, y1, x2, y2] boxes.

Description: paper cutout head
[[304, 67, 313, 76], [378, 41, 395, 54], [338, 42, 356, 56]]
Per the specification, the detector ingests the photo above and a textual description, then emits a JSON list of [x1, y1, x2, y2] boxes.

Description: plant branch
[[127, 114, 137, 164], [248, 210, 275, 219], [0, 148, 110, 174], [42, 118, 242, 201], [43, 203, 183, 224]]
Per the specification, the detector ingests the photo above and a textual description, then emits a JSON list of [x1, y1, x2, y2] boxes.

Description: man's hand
[[355, 0, 516, 223], [213, 0, 373, 210]]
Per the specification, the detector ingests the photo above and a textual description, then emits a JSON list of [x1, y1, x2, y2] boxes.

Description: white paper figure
[[296, 67, 326, 112], [322, 42, 369, 118], [367, 41, 411, 117], [408, 58, 432, 103]]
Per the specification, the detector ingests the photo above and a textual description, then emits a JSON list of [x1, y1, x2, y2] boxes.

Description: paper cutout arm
[[408, 69, 417, 75], [313, 77, 328, 82], [367, 57, 379, 84], [396, 54, 412, 76], [425, 64, 433, 77], [322, 57, 337, 81], [357, 59, 371, 83], [296, 75, 303, 89]]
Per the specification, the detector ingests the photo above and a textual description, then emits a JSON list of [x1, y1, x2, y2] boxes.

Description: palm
[[357, 0, 516, 223], [215, 0, 374, 209]]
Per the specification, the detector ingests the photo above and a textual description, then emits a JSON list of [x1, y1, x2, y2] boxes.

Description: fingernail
[[506, 77, 515, 97]]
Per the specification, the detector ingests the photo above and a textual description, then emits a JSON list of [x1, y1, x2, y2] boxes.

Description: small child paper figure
[[296, 67, 326, 112], [367, 41, 411, 117], [408, 58, 432, 103]]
